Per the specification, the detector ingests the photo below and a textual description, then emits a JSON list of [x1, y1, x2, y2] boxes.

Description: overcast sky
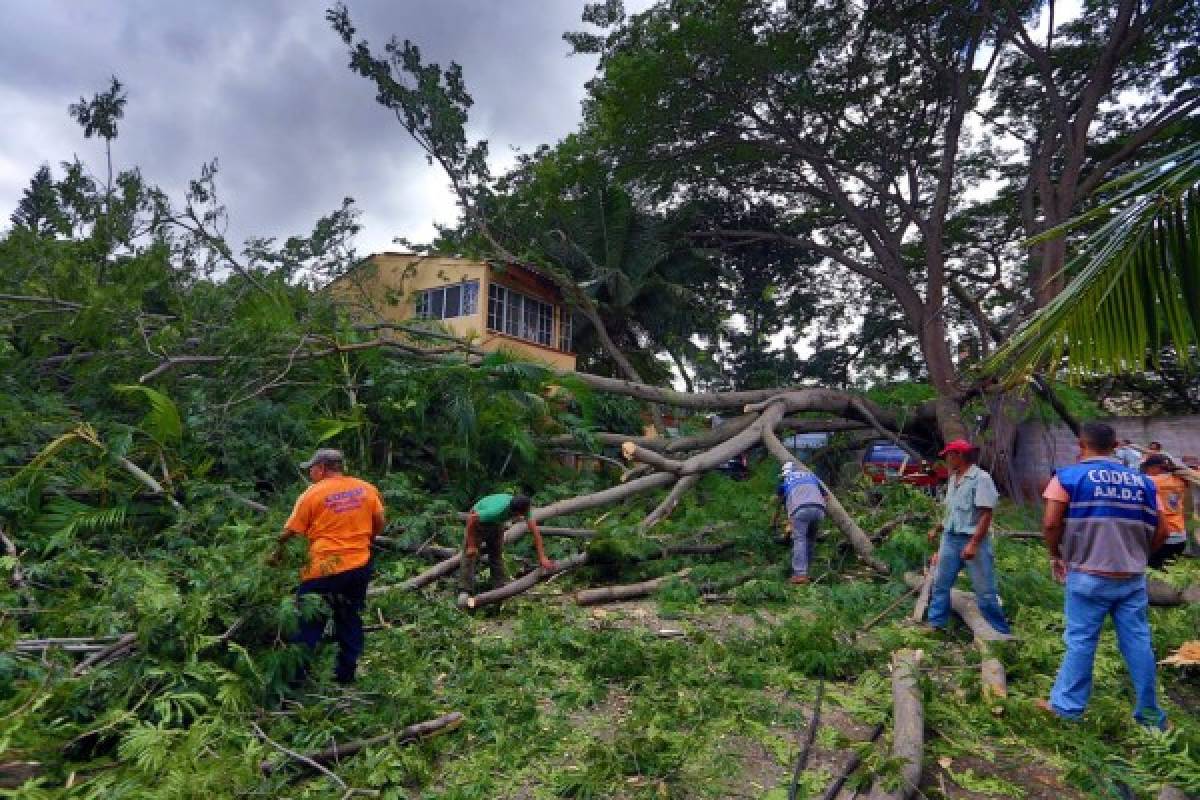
[[0, 1, 646, 255]]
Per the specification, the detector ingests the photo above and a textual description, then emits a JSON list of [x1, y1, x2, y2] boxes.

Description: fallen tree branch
[[819, 722, 885, 800], [259, 712, 464, 776], [867, 649, 924, 800], [850, 398, 924, 463], [859, 584, 921, 635], [761, 426, 889, 575], [575, 569, 690, 606], [369, 472, 675, 596], [539, 527, 598, 540], [223, 487, 269, 514], [459, 552, 591, 610], [73, 632, 138, 676], [640, 474, 701, 529], [116, 457, 183, 512], [638, 541, 732, 561], [788, 678, 825, 800], [0, 526, 33, 607], [253, 721, 347, 791]]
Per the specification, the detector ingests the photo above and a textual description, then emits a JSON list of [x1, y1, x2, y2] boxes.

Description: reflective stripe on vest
[[1056, 459, 1158, 574], [779, 471, 824, 516]]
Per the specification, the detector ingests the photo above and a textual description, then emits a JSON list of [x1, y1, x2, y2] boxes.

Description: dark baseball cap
[[299, 448, 344, 469]]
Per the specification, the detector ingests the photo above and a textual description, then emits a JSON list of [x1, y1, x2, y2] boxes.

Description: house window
[[487, 283, 554, 347], [558, 310, 573, 352], [415, 280, 479, 320]]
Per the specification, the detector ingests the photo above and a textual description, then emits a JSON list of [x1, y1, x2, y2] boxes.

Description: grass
[[2, 464, 1198, 798]]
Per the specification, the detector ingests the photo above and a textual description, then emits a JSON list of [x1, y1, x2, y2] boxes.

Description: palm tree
[[985, 142, 1200, 380]]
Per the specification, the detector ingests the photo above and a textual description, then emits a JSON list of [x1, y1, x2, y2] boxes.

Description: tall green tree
[[69, 76, 128, 270], [568, 0, 1198, 462], [9, 165, 66, 238]]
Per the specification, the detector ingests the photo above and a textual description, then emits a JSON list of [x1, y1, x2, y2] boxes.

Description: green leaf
[[114, 384, 183, 446]]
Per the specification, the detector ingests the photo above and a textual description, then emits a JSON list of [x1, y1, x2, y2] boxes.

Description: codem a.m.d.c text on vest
[[1055, 459, 1159, 575]]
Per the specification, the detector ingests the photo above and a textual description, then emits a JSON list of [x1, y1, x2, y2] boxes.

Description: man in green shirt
[[459, 493, 554, 594]]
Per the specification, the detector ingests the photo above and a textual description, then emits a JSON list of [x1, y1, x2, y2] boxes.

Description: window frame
[[414, 279, 479, 321], [487, 283, 559, 349]]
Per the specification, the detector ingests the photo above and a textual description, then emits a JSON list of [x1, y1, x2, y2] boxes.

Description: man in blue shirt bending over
[[775, 462, 827, 585]]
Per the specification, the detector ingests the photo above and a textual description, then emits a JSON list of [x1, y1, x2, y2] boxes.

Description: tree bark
[[979, 640, 1008, 700], [460, 552, 591, 609], [911, 566, 935, 623], [575, 570, 689, 606], [867, 649, 924, 800], [903, 572, 1011, 641]]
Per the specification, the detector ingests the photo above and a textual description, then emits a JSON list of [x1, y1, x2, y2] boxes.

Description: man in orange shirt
[[270, 449, 384, 685], [1142, 455, 1188, 569]]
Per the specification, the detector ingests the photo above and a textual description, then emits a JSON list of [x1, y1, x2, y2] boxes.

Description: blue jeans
[[927, 533, 1010, 634], [293, 564, 371, 683], [789, 507, 823, 576], [1049, 571, 1165, 728]]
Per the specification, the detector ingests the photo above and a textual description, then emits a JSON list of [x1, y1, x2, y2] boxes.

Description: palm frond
[[114, 384, 183, 446], [985, 143, 1200, 380]]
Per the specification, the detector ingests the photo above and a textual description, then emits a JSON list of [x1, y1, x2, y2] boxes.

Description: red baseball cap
[[939, 439, 974, 456]]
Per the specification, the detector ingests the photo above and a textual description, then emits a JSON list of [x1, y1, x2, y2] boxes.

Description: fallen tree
[[258, 712, 465, 775]]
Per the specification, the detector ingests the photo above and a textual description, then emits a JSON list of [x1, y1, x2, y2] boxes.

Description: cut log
[[460, 552, 591, 610], [902, 572, 1011, 642], [259, 712, 464, 775], [761, 426, 889, 574], [978, 641, 1008, 700], [1148, 578, 1199, 607], [575, 570, 689, 606], [369, 472, 675, 595], [911, 566, 935, 623], [867, 649, 924, 800]]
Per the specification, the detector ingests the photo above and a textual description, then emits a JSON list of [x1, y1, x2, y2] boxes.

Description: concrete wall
[[1012, 415, 1200, 499], [330, 253, 577, 371]]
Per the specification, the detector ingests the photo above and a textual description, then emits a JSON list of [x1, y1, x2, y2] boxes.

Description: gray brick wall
[[1012, 416, 1200, 500]]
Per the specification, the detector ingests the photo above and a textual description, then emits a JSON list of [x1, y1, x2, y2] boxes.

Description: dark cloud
[[0, 1, 641, 254]]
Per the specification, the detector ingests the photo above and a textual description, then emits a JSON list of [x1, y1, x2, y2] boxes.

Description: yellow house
[[330, 252, 577, 371]]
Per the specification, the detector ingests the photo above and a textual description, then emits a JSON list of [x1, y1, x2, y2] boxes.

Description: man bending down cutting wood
[[459, 493, 554, 596], [270, 448, 384, 685]]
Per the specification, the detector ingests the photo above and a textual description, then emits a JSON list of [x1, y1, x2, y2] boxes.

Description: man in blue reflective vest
[[1038, 422, 1170, 729], [776, 462, 827, 585]]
